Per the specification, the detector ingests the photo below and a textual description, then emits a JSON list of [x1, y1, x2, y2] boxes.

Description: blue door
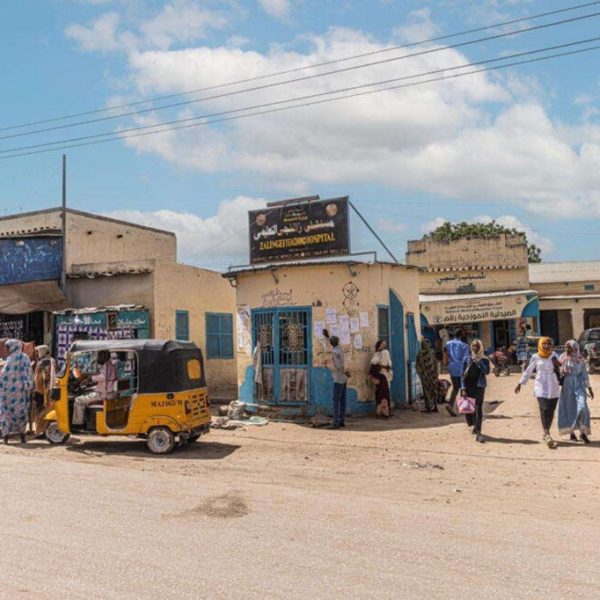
[[406, 312, 420, 402], [389, 290, 407, 406], [252, 307, 311, 404]]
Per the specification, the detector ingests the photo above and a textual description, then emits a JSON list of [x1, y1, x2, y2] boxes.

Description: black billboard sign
[[249, 197, 350, 264]]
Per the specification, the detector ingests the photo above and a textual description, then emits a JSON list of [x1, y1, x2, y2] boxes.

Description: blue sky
[[1, 0, 599, 269]]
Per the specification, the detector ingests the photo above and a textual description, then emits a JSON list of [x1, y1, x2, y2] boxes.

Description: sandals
[[544, 434, 557, 449]]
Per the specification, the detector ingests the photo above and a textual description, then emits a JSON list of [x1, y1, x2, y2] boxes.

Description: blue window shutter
[[175, 310, 189, 341], [206, 312, 234, 359]]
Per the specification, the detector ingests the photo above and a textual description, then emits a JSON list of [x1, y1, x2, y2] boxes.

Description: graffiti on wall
[[342, 281, 359, 310], [0, 237, 62, 285], [261, 288, 294, 307]]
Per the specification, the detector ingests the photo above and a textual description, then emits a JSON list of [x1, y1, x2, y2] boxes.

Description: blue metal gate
[[252, 307, 311, 404], [406, 312, 420, 402]]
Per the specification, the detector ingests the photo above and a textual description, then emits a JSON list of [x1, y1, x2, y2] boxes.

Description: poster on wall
[[248, 197, 350, 264], [237, 305, 252, 354]]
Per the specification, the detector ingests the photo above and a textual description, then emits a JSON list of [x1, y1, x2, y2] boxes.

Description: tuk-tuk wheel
[[146, 427, 176, 454], [45, 422, 70, 445]]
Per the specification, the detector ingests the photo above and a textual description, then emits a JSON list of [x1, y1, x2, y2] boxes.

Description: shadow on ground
[[64, 439, 241, 459]]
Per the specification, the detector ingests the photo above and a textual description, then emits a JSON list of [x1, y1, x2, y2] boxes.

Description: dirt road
[[1, 375, 599, 599]]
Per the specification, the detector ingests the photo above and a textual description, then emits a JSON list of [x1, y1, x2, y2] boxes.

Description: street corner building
[[407, 232, 540, 350], [530, 260, 600, 343], [224, 195, 422, 418], [0, 208, 237, 396]]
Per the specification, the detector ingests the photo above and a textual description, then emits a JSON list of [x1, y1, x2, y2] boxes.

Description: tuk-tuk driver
[[72, 350, 118, 426]]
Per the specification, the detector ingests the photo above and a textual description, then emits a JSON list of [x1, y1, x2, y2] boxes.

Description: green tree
[[424, 220, 542, 263]]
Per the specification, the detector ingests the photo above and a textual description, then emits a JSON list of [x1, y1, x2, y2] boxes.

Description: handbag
[[456, 395, 476, 414]]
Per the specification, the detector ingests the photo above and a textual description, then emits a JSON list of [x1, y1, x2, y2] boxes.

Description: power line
[[3, 1, 600, 134], [1, 37, 599, 158], [3, 9, 600, 142]]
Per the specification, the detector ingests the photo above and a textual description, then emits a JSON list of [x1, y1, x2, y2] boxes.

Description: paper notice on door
[[350, 317, 360, 333], [338, 315, 350, 330], [359, 311, 369, 328], [353, 334, 363, 350], [329, 324, 340, 338], [325, 308, 337, 324], [341, 331, 351, 346], [314, 320, 325, 338]]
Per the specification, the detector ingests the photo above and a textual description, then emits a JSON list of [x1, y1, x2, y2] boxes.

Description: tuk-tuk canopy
[[68, 339, 206, 393]]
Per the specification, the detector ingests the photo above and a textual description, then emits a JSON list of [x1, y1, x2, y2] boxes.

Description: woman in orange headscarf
[[515, 337, 561, 448]]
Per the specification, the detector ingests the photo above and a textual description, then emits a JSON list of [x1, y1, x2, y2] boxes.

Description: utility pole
[[60, 154, 67, 292]]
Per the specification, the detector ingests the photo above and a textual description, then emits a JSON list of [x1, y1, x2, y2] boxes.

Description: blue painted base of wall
[[239, 365, 376, 418]]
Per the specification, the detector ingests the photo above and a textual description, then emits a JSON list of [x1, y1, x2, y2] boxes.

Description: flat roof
[[225, 256, 417, 277], [0, 207, 175, 237], [420, 289, 536, 303], [538, 294, 600, 300], [529, 261, 600, 284]]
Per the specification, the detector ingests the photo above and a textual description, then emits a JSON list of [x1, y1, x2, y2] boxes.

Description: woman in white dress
[[514, 336, 561, 448]]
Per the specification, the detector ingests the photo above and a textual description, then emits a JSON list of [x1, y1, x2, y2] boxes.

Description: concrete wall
[[0, 209, 176, 272], [152, 261, 237, 395], [67, 272, 156, 316], [539, 297, 600, 339], [233, 262, 420, 414], [534, 280, 600, 297], [406, 234, 528, 270], [418, 267, 530, 295]]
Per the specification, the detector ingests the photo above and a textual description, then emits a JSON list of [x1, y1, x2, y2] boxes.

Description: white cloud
[[377, 218, 406, 233], [66, 1, 227, 53], [393, 8, 438, 43], [68, 15, 600, 219], [138, 1, 227, 50], [258, 0, 292, 20], [65, 12, 124, 52], [421, 217, 447, 234], [105, 195, 266, 268]]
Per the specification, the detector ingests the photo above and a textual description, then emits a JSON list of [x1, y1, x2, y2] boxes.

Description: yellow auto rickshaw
[[45, 339, 210, 454]]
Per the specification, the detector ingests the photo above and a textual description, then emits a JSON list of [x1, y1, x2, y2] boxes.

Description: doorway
[[252, 307, 311, 404], [492, 319, 511, 348]]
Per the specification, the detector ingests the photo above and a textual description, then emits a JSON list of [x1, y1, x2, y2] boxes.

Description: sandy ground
[[1, 374, 600, 599]]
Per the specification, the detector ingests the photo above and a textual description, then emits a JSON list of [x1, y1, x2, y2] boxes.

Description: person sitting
[[72, 350, 117, 427]]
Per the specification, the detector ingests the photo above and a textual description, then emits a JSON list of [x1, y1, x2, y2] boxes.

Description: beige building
[[227, 259, 420, 416], [0, 208, 236, 394], [406, 233, 539, 350], [530, 261, 600, 343]]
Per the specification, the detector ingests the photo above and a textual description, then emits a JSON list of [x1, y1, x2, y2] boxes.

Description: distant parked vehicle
[[578, 328, 600, 374]]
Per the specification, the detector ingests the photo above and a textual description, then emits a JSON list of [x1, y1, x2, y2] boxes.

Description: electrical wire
[[3, 9, 600, 142], [3, 0, 599, 134], [1, 38, 599, 159]]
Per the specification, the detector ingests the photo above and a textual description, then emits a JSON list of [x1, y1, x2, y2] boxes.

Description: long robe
[[416, 342, 438, 410], [558, 360, 591, 436], [0, 345, 33, 436]]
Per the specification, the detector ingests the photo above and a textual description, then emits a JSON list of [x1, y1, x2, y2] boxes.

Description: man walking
[[323, 331, 349, 429], [443, 330, 470, 416]]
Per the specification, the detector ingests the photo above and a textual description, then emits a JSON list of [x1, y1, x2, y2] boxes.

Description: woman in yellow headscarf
[[515, 336, 561, 448]]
